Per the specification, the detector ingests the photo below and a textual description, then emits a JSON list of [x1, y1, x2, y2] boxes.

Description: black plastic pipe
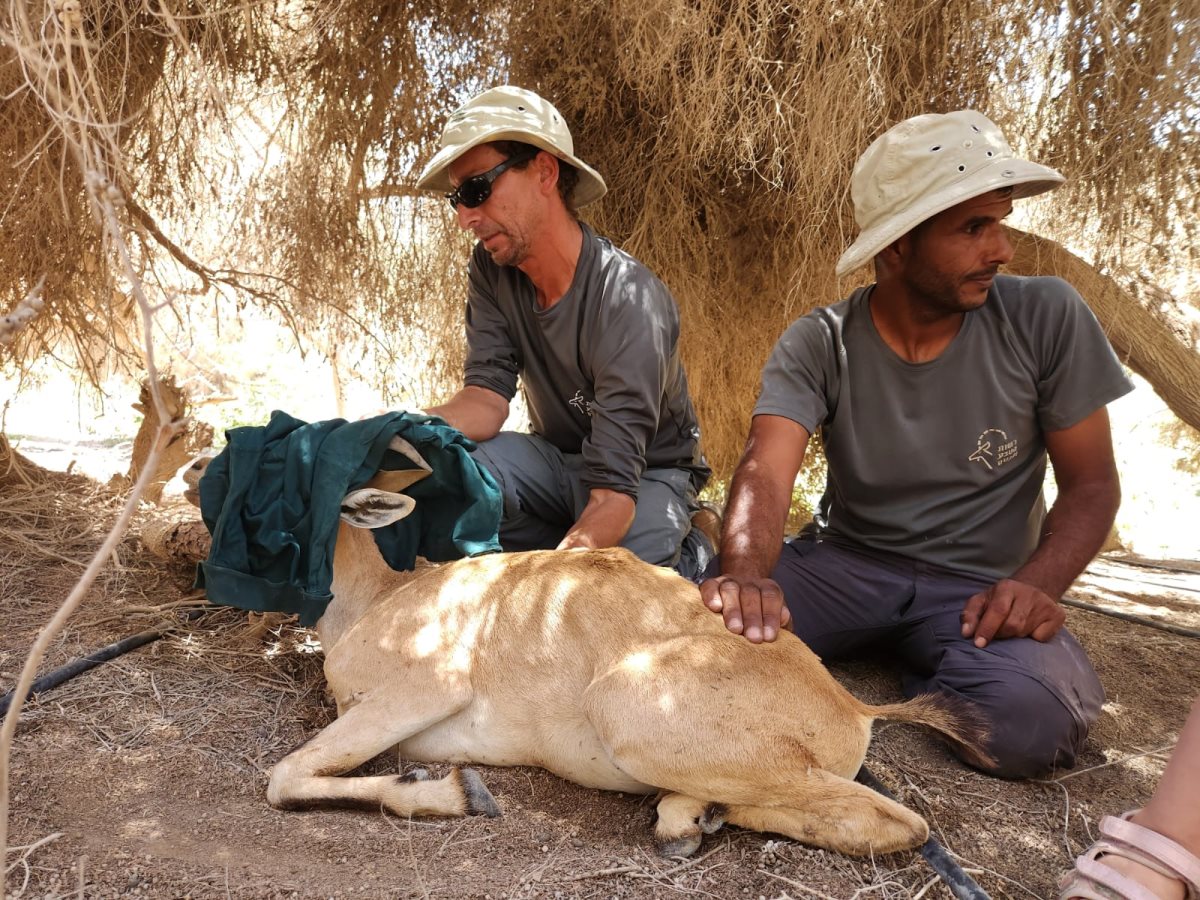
[[0, 626, 170, 717]]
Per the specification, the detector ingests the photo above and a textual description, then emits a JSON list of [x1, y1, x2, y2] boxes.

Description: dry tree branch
[[0, 279, 46, 347], [3, 831, 62, 878], [0, 3, 196, 894], [125, 196, 213, 292]]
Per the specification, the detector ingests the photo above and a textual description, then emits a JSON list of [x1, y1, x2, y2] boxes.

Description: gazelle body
[[260, 486, 990, 856]]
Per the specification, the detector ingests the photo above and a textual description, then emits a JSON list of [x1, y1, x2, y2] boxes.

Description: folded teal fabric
[[194, 410, 501, 626]]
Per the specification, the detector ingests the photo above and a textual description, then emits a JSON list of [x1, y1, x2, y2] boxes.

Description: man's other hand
[[700, 575, 792, 644], [960, 579, 1066, 648], [557, 488, 636, 551]]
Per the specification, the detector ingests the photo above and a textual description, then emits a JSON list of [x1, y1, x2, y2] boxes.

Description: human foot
[[1060, 814, 1199, 900]]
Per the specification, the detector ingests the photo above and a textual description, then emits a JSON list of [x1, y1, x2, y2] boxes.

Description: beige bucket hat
[[416, 85, 608, 208], [836, 110, 1064, 277]]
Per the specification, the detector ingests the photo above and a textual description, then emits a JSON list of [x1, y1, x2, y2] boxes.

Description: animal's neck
[[316, 521, 398, 651]]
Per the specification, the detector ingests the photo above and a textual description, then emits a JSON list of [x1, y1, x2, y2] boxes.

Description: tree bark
[[140, 512, 211, 564], [1006, 229, 1200, 433], [124, 376, 213, 505]]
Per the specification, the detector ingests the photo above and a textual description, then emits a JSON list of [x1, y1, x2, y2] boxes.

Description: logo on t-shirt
[[969, 427, 1018, 471], [569, 389, 593, 418]]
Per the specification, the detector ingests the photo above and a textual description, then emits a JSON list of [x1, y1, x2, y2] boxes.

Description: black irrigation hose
[[1060, 597, 1200, 639], [857, 765, 991, 900], [0, 616, 200, 717], [0, 607, 215, 716]]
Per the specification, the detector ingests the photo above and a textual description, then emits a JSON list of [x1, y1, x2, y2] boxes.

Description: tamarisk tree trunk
[[1006, 229, 1200, 434]]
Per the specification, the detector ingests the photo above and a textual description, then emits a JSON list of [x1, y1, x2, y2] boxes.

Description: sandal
[[1060, 812, 1200, 900]]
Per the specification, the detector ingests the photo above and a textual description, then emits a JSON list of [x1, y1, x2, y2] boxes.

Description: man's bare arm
[[1012, 406, 1123, 597], [962, 407, 1122, 647], [424, 386, 510, 442], [557, 488, 637, 551], [700, 415, 810, 643]]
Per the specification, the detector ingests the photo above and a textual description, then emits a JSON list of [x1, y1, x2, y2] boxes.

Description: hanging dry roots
[[0, 278, 46, 346]]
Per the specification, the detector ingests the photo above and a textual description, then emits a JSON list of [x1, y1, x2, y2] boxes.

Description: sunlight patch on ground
[[1096, 746, 1171, 782], [119, 819, 164, 840]]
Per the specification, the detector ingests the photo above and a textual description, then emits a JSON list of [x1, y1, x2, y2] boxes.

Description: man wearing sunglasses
[[701, 111, 1133, 779], [415, 85, 713, 578]]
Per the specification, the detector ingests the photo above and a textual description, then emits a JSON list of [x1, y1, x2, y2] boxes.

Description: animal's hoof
[[399, 768, 430, 783], [699, 803, 727, 834], [656, 831, 702, 858], [459, 767, 501, 818]]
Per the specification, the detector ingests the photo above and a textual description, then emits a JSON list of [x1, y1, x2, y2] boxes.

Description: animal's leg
[[654, 793, 726, 857], [584, 645, 923, 855], [267, 698, 499, 819], [582, 638, 872, 807], [718, 770, 928, 855]]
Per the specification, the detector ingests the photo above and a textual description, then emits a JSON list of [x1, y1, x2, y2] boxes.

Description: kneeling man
[[702, 111, 1133, 778], [416, 86, 712, 578]]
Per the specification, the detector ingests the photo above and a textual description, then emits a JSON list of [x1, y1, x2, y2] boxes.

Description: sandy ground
[[2, 461, 1198, 900]]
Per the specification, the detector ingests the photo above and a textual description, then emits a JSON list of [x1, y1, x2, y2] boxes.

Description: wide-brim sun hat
[[417, 85, 608, 208], [836, 110, 1065, 278]]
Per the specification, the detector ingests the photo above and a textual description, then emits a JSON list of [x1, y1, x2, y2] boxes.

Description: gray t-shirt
[[463, 223, 710, 499], [755, 275, 1134, 580]]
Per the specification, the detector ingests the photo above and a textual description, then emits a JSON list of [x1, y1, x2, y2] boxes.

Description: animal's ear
[[181, 452, 216, 507], [339, 488, 417, 528]]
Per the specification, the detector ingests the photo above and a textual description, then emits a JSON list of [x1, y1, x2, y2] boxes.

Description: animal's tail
[[865, 692, 996, 771]]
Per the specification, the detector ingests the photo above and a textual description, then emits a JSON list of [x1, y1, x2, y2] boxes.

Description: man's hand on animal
[[960, 578, 1067, 648], [556, 487, 636, 550], [699, 414, 808, 644], [699, 574, 793, 643]]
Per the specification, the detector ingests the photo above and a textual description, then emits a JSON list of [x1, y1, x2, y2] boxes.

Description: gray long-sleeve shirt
[[462, 223, 710, 499]]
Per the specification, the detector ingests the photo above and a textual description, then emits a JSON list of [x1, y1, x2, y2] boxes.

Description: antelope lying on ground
[[187, 453, 990, 857]]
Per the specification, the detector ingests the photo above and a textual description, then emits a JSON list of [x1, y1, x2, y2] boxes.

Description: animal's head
[[341, 433, 431, 528], [181, 433, 431, 520], [182, 453, 214, 507]]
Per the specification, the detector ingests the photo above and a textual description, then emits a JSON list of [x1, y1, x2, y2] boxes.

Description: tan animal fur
[[226, 475, 993, 858]]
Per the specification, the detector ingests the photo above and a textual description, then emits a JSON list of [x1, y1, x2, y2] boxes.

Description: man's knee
[[954, 675, 1095, 779], [621, 472, 693, 568], [622, 502, 689, 568], [469, 433, 577, 551], [470, 432, 534, 486]]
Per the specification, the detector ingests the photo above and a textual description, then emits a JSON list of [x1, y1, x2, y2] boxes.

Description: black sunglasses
[[445, 150, 537, 209]]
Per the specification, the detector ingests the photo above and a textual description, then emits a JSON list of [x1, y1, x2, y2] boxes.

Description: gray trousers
[[470, 432, 711, 579], [768, 537, 1105, 779]]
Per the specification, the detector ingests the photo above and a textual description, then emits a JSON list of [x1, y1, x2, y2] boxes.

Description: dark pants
[[470, 432, 712, 580], [769, 537, 1105, 779]]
